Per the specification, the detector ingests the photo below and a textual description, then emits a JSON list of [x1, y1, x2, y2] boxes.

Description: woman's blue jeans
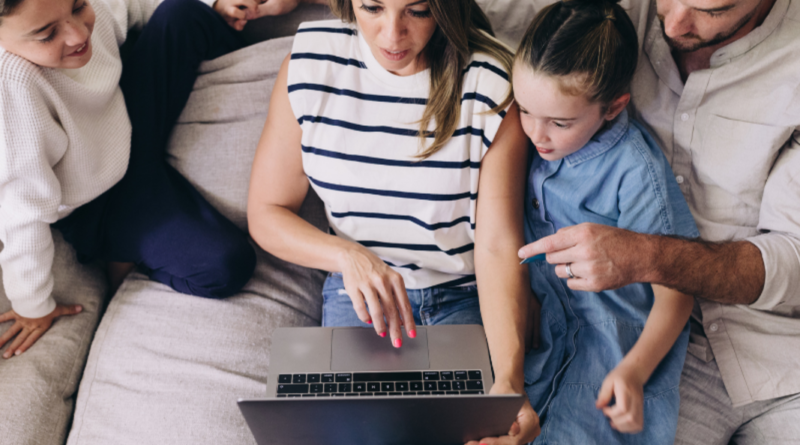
[[322, 273, 483, 328]]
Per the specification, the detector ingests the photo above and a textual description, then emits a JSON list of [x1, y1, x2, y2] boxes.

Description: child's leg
[[107, 261, 136, 294], [100, 0, 254, 298], [105, 165, 256, 299], [119, 0, 246, 169]]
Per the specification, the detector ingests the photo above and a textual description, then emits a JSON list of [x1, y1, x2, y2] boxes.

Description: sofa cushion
[[241, 2, 334, 43], [65, 3, 540, 443], [476, 0, 540, 48], [0, 231, 106, 445], [67, 35, 329, 445]]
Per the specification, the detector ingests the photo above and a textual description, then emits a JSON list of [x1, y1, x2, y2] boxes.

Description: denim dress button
[[532, 198, 540, 210]]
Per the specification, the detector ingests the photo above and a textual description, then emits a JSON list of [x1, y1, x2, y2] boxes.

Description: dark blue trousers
[[57, 0, 256, 299]]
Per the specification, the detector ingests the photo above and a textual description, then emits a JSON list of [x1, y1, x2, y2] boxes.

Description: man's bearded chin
[[659, 7, 758, 53]]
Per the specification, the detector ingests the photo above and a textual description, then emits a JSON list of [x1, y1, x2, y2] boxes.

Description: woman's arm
[[474, 103, 531, 393], [472, 104, 541, 444], [247, 54, 338, 269], [246, 54, 415, 345], [595, 285, 693, 432]]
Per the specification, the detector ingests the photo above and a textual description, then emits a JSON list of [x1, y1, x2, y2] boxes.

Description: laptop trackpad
[[330, 327, 430, 371]]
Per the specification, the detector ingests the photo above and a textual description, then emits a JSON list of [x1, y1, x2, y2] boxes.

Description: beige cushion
[[0, 231, 106, 445], [476, 0, 540, 48], [67, 36, 329, 445], [65, 3, 538, 444], [241, 2, 335, 43]]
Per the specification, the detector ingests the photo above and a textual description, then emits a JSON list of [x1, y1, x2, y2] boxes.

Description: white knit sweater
[[0, 0, 212, 318]]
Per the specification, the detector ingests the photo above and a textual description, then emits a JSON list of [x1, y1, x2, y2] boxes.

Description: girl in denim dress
[[511, 1, 699, 443]]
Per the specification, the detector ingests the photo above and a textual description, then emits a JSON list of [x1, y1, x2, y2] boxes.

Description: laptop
[[238, 324, 525, 445]]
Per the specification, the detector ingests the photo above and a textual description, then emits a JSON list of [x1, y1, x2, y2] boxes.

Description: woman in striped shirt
[[248, 1, 540, 441]]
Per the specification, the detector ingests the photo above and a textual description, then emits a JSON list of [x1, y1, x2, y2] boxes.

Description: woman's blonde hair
[[329, 0, 514, 158]]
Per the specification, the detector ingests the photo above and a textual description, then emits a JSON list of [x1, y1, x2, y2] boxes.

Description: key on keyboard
[[277, 370, 486, 397]]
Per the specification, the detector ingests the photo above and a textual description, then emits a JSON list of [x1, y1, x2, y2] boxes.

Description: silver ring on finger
[[565, 262, 576, 279]]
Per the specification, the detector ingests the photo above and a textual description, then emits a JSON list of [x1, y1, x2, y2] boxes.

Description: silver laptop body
[[238, 325, 525, 445]]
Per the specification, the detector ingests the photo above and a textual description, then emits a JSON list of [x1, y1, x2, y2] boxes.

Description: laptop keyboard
[[275, 371, 485, 397]]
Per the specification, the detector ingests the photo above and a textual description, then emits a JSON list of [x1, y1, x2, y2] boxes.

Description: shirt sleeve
[[747, 128, 800, 313], [616, 125, 699, 239], [466, 53, 512, 155], [0, 80, 67, 318]]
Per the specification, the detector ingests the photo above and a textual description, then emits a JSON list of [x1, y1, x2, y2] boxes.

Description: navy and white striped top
[[288, 20, 511, 289]]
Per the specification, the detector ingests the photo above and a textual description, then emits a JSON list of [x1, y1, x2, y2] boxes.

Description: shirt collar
[[708, 0, 789, 67], [564, 109, 629, 167]]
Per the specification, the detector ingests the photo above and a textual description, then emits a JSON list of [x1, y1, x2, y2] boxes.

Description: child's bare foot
[[107, 262, 135, 295]]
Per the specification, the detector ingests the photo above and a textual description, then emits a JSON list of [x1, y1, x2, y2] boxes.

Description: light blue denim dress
[[523, 110, 699, 445]]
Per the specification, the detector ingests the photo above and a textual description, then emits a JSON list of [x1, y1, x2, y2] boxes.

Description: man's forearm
[[643, 235, 765, 305]]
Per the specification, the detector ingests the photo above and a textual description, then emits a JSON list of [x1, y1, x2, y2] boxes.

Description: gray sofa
[[0, 2, 532, 444]]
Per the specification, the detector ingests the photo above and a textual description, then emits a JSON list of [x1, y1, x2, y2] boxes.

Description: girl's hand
[[0, 304, 83, 359], [256, 0, 330, 17], [337, 245, 416, 347], [256, 0, 300, 16], [595, 364, 646, 433], [215, 0, 327, 28], [213, 0, 261, 31], [465, 382, 541, 445]]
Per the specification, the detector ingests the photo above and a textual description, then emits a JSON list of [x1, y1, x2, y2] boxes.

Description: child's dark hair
[[515, 0, 638, 105], [0, 0, 26, 24]]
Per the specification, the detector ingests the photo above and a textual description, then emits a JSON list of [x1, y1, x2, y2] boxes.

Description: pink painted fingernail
[[394, 338, 402, 348], [380, 332, 386, 338], [367, 320, 373, 324], [409, 330, 417, 338]]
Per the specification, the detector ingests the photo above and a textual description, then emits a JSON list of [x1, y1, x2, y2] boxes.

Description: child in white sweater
[[0, 0, 264, 359]]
